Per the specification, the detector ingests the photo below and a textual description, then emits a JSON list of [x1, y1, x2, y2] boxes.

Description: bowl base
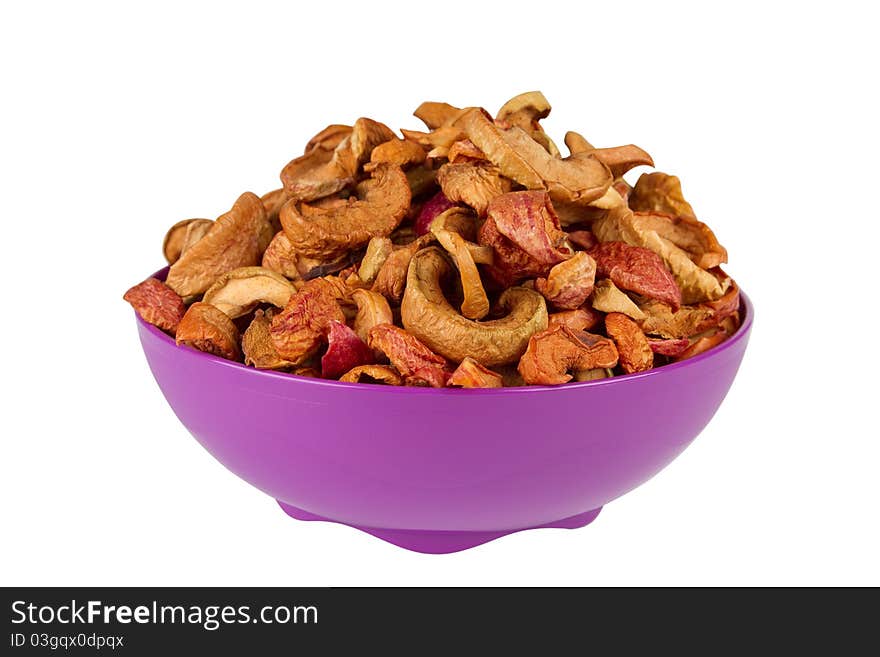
[[276, 502, 602, 554]]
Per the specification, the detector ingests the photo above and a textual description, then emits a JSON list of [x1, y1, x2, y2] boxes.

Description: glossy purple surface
[[133, 269, 752, 553]]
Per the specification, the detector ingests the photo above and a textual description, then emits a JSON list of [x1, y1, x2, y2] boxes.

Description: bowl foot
[[276, 502, 602, 554]]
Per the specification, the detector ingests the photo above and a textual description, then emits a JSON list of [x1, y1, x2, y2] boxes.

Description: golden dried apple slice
[[242, 309, 295, 370], [448, 357, 504, 388], [165, 192, 272, 297], [591, 279, 646, 321], [432, 227, 490, 320], [202, 266, 296, 319], [163, 218, 213, 264], [176, 302, 241, 361]]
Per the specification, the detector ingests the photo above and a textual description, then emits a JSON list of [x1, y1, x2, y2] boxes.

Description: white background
[[1, 1, 877, 586]]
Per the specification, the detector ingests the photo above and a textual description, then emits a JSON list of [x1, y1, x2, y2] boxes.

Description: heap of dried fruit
[[125, 92, 741, 387]]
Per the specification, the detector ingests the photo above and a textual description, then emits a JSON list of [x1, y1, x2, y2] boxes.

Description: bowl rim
[[135, 267, 753, 396]]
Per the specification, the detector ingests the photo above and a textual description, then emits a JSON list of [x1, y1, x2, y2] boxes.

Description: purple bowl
[[133, 268, 752, 553]]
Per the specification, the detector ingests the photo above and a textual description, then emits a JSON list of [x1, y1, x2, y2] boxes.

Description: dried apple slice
[[163, 218, 212, 264], [517, 325, 618, 385], [495, 91, 559, 156], [372, 234, 434, 303], [203, 266, 296, 318], [593, 205, 725, 304], [535, 252, 597, 310], [591, 279, 646, 321], [605, 312, 653, 373], [676, 329, 728, 360], [242, 309, 295, 370], [478, 190, 573, 286], [589, 241, 681, 309], [637, 298, 716, 339], [339, 364, 403, 385], [351, 288, 393, 344], [448, 357, 503, 388], [573, 368, 613, 382], [634, 211, 727, 270], [261, 231, 301, 280], [401, 247, 548, 366], [447, 139, 486, 164], [428, 207, 478, 241], [629, 172, 696, 219], [321, 320, 375, 379], [364, 138, 426, 171], [165, 192, 272, 297], [548, 307, 603, 332], [368, 324, 449, 388], [432, 227, 490, 320], [281, 163, 411, 260], [456, 108, 612, 206], [647, 337, 691, 357], [413, 101, 463, 129], [123, 278, 186, 335], [437, 161, 513, 217], [415, 191, 458, 236], [357, 237, 394, 285], [176, 302, 240, 361], [283, 118, 393, 202], [269, 277, 346, 364]]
